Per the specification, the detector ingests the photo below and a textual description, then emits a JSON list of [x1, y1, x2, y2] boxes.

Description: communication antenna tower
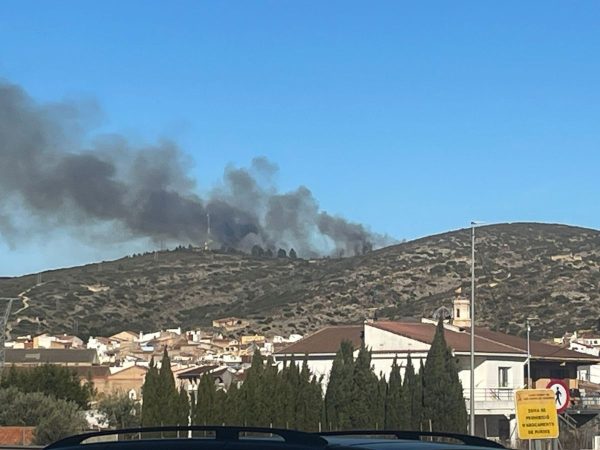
[[204, 212, 212, 251], [0, 298, 15, 378]]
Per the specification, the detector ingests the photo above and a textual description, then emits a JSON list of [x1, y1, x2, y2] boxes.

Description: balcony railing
[[568, 395, 600, 411], [463, 387, 514, 402]]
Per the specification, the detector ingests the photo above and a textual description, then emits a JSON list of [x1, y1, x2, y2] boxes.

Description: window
[[498, 367, 511, 387], [456, 308, 460, 318]]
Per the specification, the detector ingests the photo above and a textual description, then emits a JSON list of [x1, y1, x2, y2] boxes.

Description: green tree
[[176, 387, 190, 426], [385, 358, 404, 429], [277, 248, 287, 258], [237, 349, 266, 426], [289, 248, 297, 259], [403, 353, 423, 430], [0, 387, 87, 445], [223, 382, 240, 425], [97, 392, 141, 429], [422, 319, 468, 433], [376, 374, 387, 430], [1, 364, 94, 408], [261, 356, 282, 427], [141, 357, 160, 427], [324, 340, 355, 430], [157, 347, 179, 426], [349, 344, 380, 429], [193, 373, 217, 425]]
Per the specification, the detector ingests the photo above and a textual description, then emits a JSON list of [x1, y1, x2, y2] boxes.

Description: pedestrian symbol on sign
[[546, 379, 569, 414]]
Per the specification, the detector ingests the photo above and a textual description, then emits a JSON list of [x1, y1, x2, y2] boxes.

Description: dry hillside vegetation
[[2, 223, 599, 340]]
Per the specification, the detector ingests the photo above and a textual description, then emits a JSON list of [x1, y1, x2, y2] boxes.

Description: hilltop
[[2, 222, 599, 340]]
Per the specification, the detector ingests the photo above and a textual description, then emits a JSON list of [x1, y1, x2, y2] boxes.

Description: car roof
[[45, 427, 504, 450], [324, 437, 498, 450]]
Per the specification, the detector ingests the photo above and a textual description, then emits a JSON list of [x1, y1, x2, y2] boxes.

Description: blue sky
[[1, 1, 599, 275]]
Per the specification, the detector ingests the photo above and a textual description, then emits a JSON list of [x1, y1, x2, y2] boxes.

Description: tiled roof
[[5, 348, 99, 364], [370, 321, 518, 354], [176, 365, 219, 378], [474, 328, 600, 361], [372, 321, 600, 361], [275, 321, 600, 363], [275, 325, 363, 355]]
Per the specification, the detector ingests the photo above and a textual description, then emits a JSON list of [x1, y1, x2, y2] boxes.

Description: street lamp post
[[526, 318, 533, 450], [526, 319, 532, 389], [470, 222, 476, 436]]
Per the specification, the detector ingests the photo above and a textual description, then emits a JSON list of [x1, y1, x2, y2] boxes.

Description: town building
[[274, 294, 600, 445]]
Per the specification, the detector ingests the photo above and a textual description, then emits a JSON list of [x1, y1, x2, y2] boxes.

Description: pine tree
[[422, 318, 468, 433], [289, 248, 297, 259], [324, 340, 355, 430]]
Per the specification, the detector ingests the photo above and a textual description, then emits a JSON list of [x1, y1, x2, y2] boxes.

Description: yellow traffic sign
[[515, 389, 559, 440]]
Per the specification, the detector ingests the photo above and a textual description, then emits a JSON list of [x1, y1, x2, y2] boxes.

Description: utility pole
[[469, 221, 486, 435], [470, 222, 476, 436], [0, 298, 15, 378]]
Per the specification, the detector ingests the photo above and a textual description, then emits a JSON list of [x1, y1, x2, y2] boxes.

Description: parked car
[[44, 426, 506, 450]]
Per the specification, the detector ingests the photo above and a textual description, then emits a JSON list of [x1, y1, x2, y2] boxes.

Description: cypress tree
[[284, 356, 301, 428], [324, 340, 354, 430], [376, 374, 387, 430], [224, 382, 240, 426], [422, 318, 468, 433], [176, 387, 190, 427], [297, 358, 320, 431], [158, 348, 179, 426], [141, 357, 160, 427], [349, 344, 380, 429], [403, 353, 423, 431], [194, 373, 217, 425], [238, 349, 265, 426], [308, 374, 324, 432], [260, 356, 281, 427], [214, 389, 227, 425], [385, 357, 404, 429]]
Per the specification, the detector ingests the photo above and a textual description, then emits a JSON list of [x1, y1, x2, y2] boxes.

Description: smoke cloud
[[0, 80, 392, 257]]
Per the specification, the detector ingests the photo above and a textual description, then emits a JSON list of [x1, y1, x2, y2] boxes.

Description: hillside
[[2, 222, 600, 340]]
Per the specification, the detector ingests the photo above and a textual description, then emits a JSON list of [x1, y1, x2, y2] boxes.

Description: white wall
[[579, 364, 600, 384], [456, 356, 525, 390], [365, 325, 431, 352], [371, 353, 428, 380]]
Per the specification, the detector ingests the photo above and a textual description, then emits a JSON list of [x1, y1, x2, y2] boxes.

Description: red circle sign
[[546, 379, 570, 413]]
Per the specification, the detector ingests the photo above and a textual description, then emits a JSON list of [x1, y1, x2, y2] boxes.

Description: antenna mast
[[204, 212, 212, 251], [0, 298, 15, 378]]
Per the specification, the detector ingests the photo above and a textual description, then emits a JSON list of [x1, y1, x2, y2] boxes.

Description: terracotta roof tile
[[370, 321, 519, 354], [474, 328, 600, 361], [275, 325, 363, 354]]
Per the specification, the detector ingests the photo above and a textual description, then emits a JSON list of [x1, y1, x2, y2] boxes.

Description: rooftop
[[276, 325, 363, 355]]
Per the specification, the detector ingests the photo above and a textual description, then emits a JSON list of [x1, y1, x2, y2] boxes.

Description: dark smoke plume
[[0, 80, 392, 257]]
